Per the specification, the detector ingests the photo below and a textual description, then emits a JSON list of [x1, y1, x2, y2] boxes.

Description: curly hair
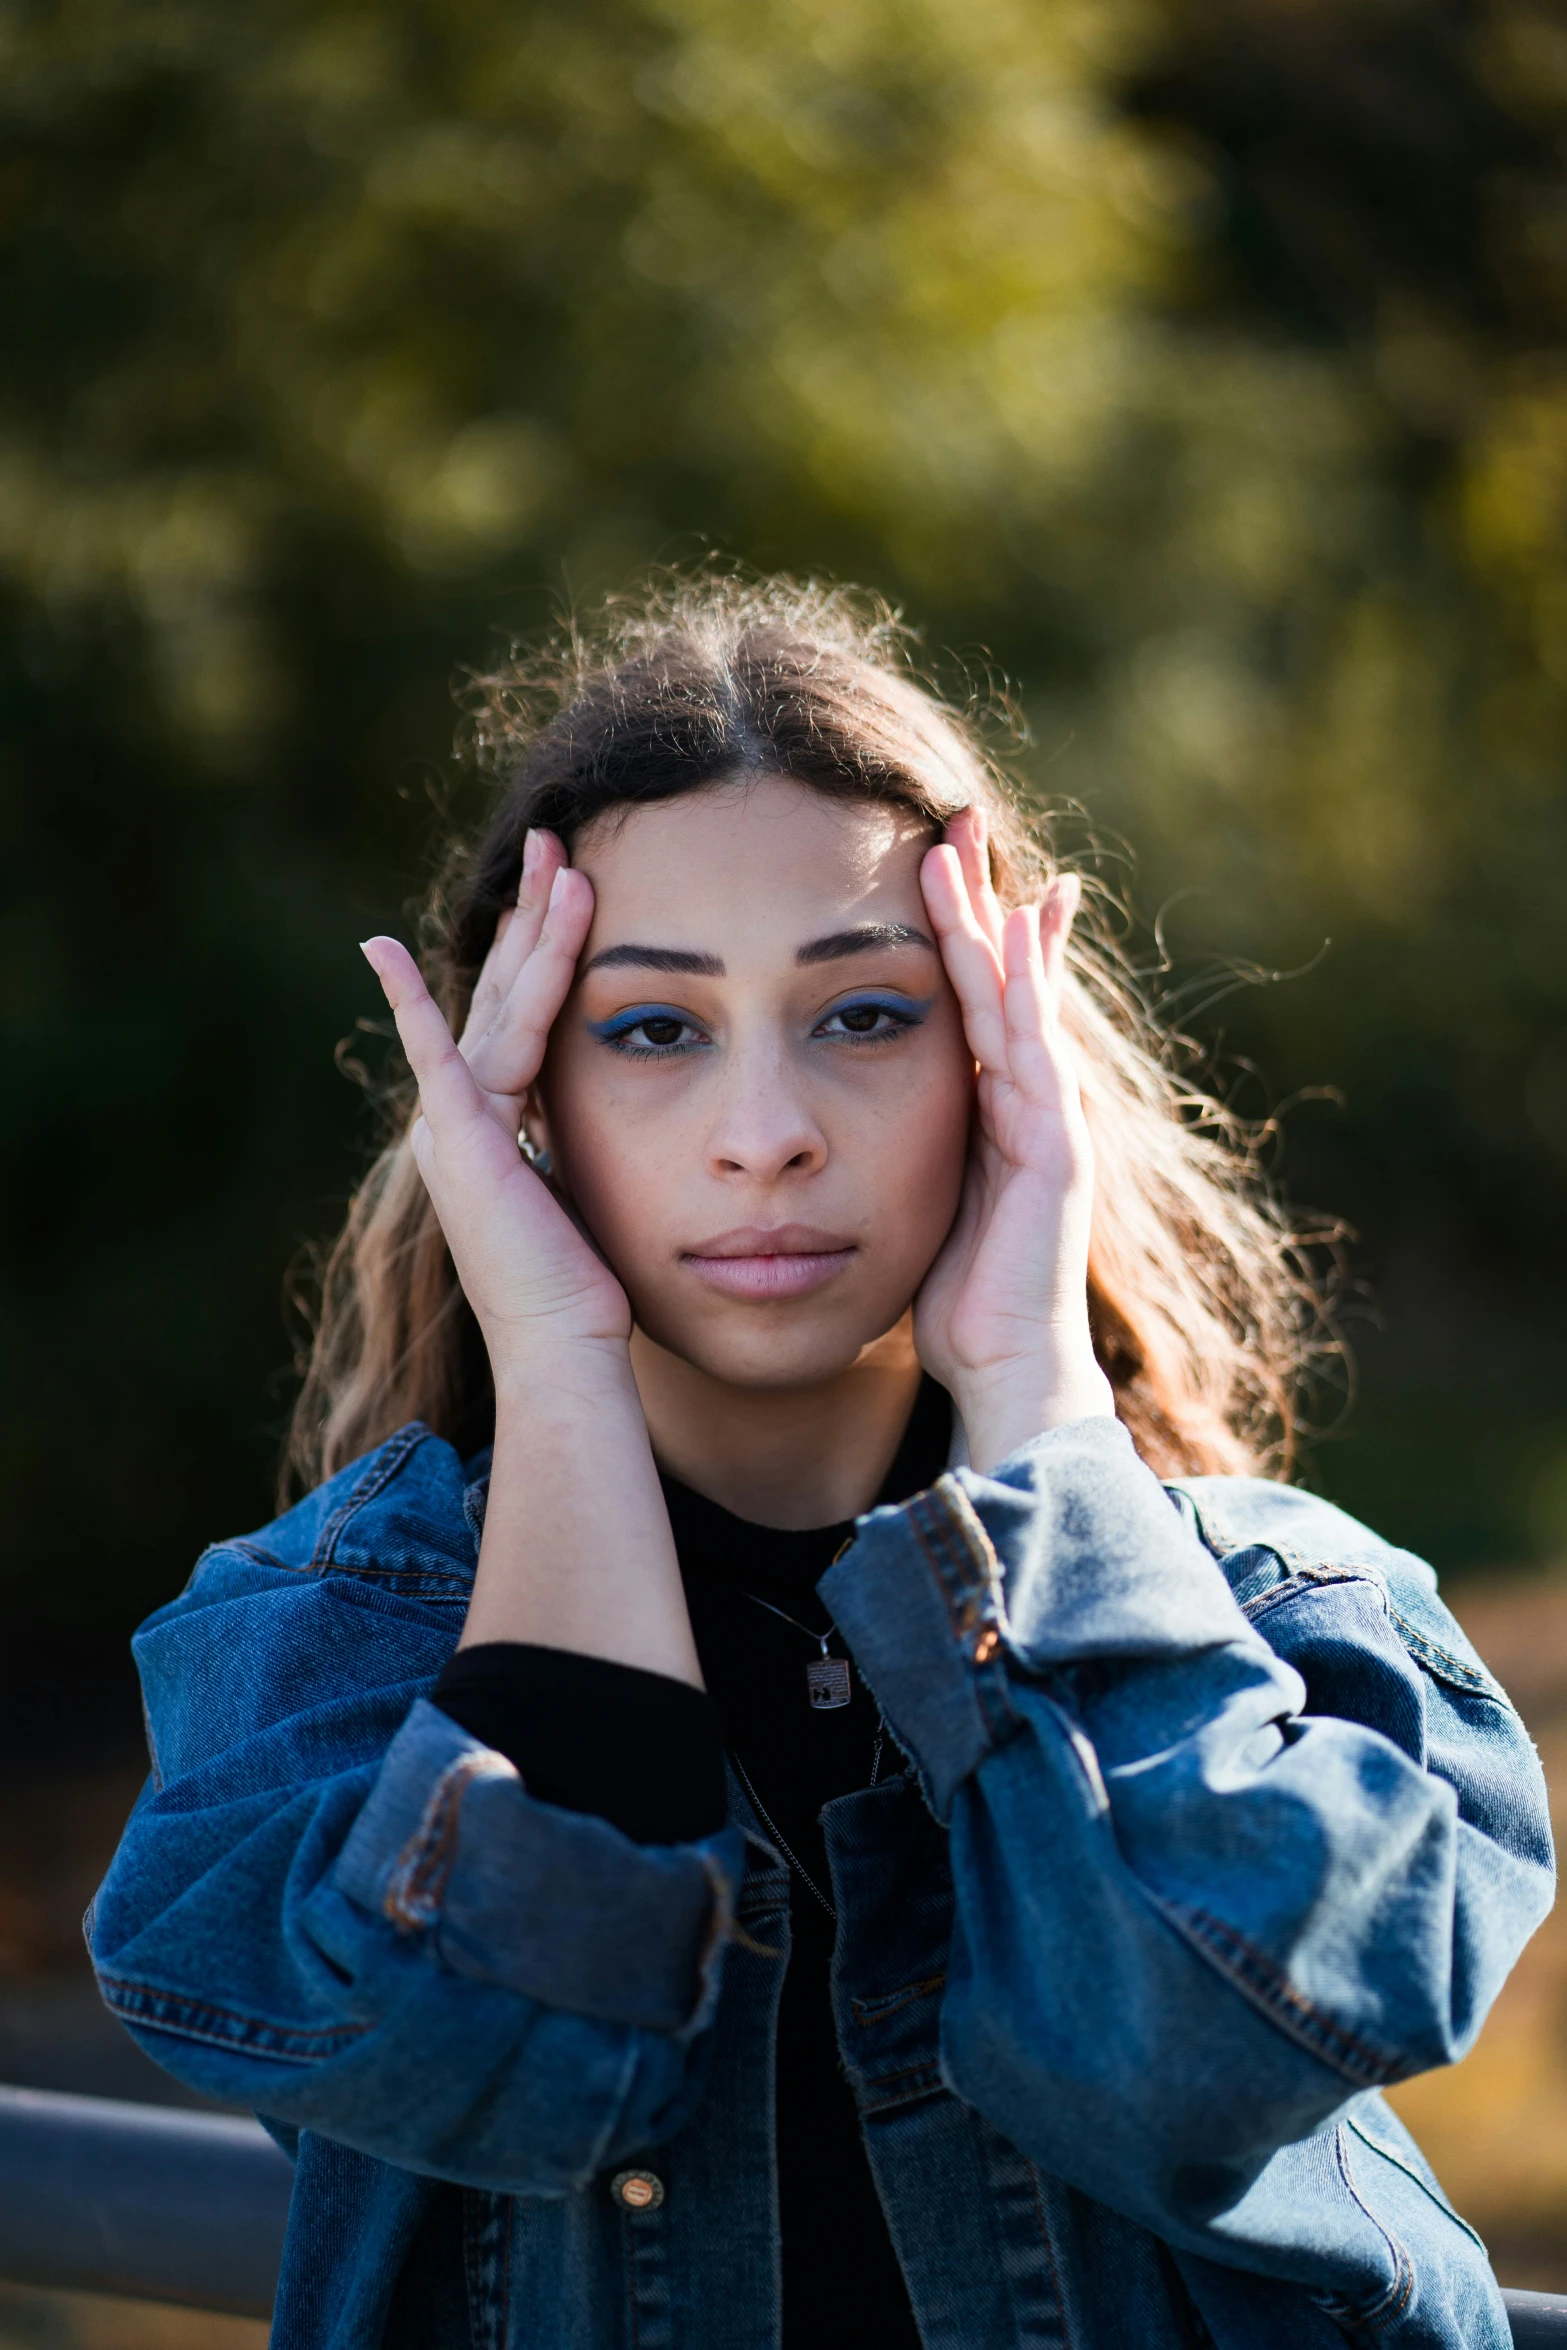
[[285, 571, 1335, 1497]]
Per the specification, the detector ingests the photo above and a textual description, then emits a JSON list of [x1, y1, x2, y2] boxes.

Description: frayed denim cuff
[[336, 1699, 741, 2036]]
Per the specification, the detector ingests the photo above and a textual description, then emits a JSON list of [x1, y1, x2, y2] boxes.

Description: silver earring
[[518, 1132, 554, 1178]]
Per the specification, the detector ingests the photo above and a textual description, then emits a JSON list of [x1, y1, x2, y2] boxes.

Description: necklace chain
[[729, 1750, 837, 1919], [714, 1539, 868, 1913], [736, 1586, 835, 1654]]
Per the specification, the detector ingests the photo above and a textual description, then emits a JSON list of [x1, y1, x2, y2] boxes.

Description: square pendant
[[807, 1657, 852, 1711]]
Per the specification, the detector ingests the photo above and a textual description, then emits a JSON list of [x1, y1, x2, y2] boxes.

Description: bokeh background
[[5, 0, 1567, 2333]]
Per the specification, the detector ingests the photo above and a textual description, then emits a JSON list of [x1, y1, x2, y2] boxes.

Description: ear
[[518, 1087, 557, 1178]]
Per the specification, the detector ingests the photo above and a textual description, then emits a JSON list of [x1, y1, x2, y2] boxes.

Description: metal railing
[[1516, 2294, 1567, 2348], [2, 2081, 1566, 2339], [0, 2084, 291, 2318]]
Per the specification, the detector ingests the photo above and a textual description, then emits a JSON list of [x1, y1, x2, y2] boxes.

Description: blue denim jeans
[[89, 1416, 1553, 2347]]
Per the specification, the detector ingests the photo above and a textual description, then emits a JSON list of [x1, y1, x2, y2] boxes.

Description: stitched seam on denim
[[907, 1498, 1000, 1743], [1167, 1486, 1383, 1582], [1180, 1501, 1321, 1575], [240, 1544, 470, 1595], [1260, 1566, 1492, 1689], [1162, 1484, 1235, 1567], [851, 1971, 947, 2023], [909, 1549, 1011, 1750], [97, 1973, 368, 2060], [860, 2055, 944, 2092], [224, 1539, 292, 1573], [1344, 2115, 1487, 2253], [933, 1475, 1008, 1599], [1384, 1606, 1506, 1700], [97, 1972, 368, 2041], [618, 2174, 668, 2350], [929, 1478, 1017, 1730], [907, 1483, 1016, 1742], [932, 1475, 1013, 1635], [1241, 1568, 1368, 1626], [736, 1857, 789, 1905], [1321, 2124, 1415, 2329], [104, 2010, 339, 2064], [1156, 1905, 1402, 2085], [907, 1486, 988, 1641], [313, 1424, 429, 1568], [1244, 1575, 1506, 1702], [322, 1566, 471, 1593], [1025, 2161, 1075, 2350], [383, 1747, 519, 1933], [621, 2203, 642, 2350], [463, 2187, 509, 2350], [860, 2060, 944, 2112]]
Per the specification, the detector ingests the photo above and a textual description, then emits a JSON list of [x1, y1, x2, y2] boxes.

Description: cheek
[[851, 1037, 972, 1247], [539, 1039, 684, 1263]]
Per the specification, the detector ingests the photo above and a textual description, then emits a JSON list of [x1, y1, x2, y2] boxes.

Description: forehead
[[572, 777, 934, 942]]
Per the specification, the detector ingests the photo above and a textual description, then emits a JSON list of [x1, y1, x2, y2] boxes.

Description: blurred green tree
[[4, 0, 1566, 1733]]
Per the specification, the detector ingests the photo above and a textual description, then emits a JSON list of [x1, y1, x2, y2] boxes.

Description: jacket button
[[612, 2169, 665, 2211]]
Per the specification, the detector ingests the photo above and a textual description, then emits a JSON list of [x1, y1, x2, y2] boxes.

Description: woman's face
[[537, 774, 974, 1390]]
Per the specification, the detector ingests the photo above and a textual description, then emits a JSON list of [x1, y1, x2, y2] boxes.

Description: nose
[[705, 1036, 827, 1183]]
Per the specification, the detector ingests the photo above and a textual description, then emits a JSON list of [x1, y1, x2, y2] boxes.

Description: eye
[[588, 1005, 709, 1060], [813, 994, 930, 1044]]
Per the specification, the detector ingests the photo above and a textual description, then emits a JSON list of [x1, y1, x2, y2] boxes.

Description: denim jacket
[[90, 1415, 1553, 2350]]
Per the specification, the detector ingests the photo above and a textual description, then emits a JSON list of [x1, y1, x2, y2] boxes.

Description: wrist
[[467, 1341, 700, 1686], [951, 1353, 1115, 1475], [490, 1335, 637, 1417]]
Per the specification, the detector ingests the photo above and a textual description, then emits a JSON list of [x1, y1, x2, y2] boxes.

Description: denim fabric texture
[[89, 1415, 1554, 2349]]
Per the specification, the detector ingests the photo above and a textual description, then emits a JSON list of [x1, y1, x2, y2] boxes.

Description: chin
[[634, 1289, 912, 1393]]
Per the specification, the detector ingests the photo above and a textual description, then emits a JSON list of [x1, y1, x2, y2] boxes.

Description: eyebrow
[[580, 944, 726, 976], [795, 923, 937, 967], [580, 922, 936, 980]]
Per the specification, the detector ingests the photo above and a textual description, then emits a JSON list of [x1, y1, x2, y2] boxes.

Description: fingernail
[[547, 866, 568, 908], [522, 828, 540, 881]]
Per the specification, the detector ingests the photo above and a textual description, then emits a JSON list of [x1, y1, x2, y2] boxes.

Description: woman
[[92, 578, 1552, 2350]]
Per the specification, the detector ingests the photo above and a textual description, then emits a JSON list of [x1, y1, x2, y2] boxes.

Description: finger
[[461, 864, 596, 1097], [945, 807, 1005, 955], [506, 827, 568, 973], [361, 936, 491, 1135], [920, 842, 1009, 1074], [465, 830, 567, 1031], [1001, 899, 1082, 1110], [1037, 873, 1081, 1022], [999, 905, 1054, 1096]]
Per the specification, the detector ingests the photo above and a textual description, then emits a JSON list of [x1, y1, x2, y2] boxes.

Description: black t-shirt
[[433, 1376, 952, 2350]]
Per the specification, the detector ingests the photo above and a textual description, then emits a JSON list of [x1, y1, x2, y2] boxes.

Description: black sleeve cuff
[[432, 1642, 728, 1845]]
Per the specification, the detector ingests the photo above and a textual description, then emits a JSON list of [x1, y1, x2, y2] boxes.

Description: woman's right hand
[[361, 828, 632, 1382]]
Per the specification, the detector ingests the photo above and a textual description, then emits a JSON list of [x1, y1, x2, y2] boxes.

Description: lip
[[681, 1225, 858, 1302]]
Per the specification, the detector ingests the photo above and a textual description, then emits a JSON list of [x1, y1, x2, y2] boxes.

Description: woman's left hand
[[914, 810, 1115, 1472]]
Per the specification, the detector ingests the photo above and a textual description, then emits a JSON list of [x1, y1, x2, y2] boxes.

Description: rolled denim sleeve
[[821, 1416, 1555, 2247], [90, 1549, 742, 2196]]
